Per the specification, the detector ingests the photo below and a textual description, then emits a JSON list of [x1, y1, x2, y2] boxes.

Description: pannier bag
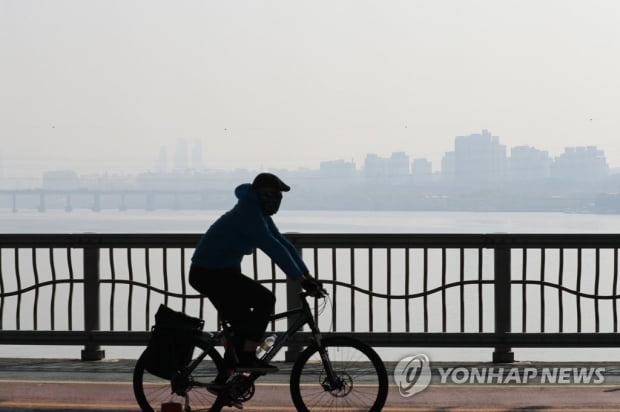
[[142, 304, 204, 379]]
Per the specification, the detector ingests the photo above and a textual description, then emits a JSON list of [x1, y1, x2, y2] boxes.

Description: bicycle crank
[[229, 375, 256, 402]]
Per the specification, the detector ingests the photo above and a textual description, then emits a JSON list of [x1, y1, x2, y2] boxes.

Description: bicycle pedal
[[228, 399, 243, 409]]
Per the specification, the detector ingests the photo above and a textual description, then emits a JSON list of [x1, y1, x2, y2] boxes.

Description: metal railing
[[2, 233, 620, 362]]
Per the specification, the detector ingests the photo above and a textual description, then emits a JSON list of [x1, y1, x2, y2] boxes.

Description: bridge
[[0, 189, 228, 212], [2, 233, 620, 363]]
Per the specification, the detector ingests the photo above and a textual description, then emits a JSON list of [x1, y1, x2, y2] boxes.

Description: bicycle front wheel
[[290, 336, 388, 412], [133, 339, 226, 412]]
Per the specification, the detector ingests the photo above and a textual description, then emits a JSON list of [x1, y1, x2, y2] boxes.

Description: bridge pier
[[146, 193, 155, 211], [92, 193, 101, 212], [65, 193, 73, 212], [37, 193, 46, 213], [119, 193, 127, 211]]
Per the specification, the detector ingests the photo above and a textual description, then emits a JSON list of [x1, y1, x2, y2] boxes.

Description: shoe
[[235, 354, 279, 374]]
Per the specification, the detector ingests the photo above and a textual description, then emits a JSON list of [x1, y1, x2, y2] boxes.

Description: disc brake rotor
[[322, 372, 353, 397]]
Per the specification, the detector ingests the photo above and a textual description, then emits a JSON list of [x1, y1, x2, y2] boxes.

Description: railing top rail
[[486, 233, 620, 248], [0, 233, 202, 248], [288, 233, 490, 248], [1, 233, 620, 248]]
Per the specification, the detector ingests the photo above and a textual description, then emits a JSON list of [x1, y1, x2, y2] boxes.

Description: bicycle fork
[[307, 320, 342, 392]]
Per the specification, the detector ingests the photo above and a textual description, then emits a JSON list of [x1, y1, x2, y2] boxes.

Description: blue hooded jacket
[[191, 183, 309, 279]]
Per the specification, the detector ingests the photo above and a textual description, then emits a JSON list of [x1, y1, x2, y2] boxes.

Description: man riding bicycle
[[189, 172, 322, 374]]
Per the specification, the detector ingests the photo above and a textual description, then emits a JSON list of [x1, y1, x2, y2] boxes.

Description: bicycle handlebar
[[299, 287, 328, 299]]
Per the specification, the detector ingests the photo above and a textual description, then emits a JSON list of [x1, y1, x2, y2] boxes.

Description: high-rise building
[[552, 146, 608, 182], [192, 139, 204, 171], [319, 159, 357, 188], [509, 146, 551, 180], [411, 158, 433, 182], [320, 159, 356, 177], [364, 152, 410, 183], [0, 151, 4, 181], [453, 129, 507, 184], [155, 146, 167, 172], [173, 139, 189, 171], [441, 151, 456, 181], [388, 152, 410, 183], [364, 154, 384, 178]]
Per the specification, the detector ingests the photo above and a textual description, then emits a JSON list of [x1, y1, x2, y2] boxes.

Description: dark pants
[[189, 265, 275, 344]]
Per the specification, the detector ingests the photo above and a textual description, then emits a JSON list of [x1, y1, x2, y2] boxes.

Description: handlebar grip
[[300, 288, 328, 298]]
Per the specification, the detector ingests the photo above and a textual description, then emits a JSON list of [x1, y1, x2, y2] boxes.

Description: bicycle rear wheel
[[133, 339, 226, 412], [290, 336, 388, 412]]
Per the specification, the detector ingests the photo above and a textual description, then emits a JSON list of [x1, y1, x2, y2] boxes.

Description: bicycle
[[133, 288, 389, 412]]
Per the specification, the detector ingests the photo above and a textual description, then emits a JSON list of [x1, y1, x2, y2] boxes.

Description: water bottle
[[256, 334, 277, 358]]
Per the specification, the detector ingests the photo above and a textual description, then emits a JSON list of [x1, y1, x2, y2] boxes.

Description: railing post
[[493, 246, 514, 363], [285, 278, 303, 362], [285, 238, 304, 362], [82, 246, 105, 361]]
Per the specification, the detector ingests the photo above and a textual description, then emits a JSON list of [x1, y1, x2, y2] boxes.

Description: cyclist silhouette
[[189, 172, 322, 373]]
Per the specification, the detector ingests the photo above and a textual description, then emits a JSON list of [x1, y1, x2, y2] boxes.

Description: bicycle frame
[[184, 292, 338, 388], [260, 294, 319, 361], [259, 292, 340, 388]]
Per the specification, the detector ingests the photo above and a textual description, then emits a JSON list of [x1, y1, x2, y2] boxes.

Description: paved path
[[2, 358, 620, 411]]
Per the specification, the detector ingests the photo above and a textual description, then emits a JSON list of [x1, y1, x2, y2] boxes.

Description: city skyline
[[2, 1, 619, 178], [0, 128, 614, 193], [1, 128, 617, 180], [1, 128, 617, 213]]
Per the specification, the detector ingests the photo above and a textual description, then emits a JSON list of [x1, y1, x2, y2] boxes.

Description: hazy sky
[[1, 0, 619, 176]]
